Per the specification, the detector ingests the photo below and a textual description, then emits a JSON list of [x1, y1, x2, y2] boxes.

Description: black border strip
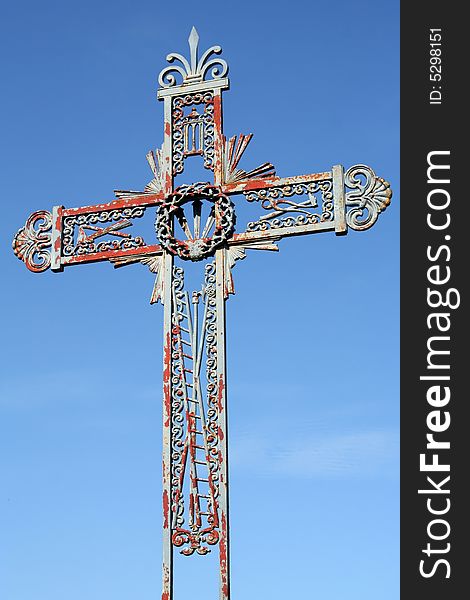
[[401, 2, 466, 598]]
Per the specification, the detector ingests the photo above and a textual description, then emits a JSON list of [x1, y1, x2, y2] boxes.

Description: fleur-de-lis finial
[[188, 26, 199, 75], [158, 26, 228, 88]]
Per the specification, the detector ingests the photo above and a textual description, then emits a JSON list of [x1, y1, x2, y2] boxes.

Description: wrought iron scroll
[[344, 164, 392, 231], [159, 27, 228, 88], [13, 210, 52, 272], [245, 179, 334, 232], [172, 93, 215, 174], [62, 207, 146, 256], [169, 263, 221, 556]]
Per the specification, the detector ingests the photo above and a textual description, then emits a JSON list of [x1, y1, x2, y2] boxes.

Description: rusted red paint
[[163, 332, 171, 427], [222, 170, 332, 195], [61, 244, 162, 266], [62, 192, 163, 217], [189, 492, 195, 519], [227, 219, 334, 246], [54, 210, 62, 241], [163, 488, 169, 530], [220, 511, 229, 598], [162, 457, 167, 484], [213, 94, 222, 128], [165, 171, 172, 195], [49, 206, 64, 271], [212, 92, 224, 186], [163, 332, 171, 384], [217, 373, 225, 413]]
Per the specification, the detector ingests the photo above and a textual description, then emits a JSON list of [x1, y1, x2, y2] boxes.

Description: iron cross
[[12, 27, 392, 600]]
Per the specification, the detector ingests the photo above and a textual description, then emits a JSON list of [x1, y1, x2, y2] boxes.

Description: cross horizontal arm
[[221, 170, 332, 196], [231, 164, 392, 242], [13, 191, 165, 273]]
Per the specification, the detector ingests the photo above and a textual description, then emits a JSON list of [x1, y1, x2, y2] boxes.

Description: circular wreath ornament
[[155, 183, 235, 261]]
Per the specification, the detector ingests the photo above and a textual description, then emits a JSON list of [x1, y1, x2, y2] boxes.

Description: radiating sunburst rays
[[173, 197, 216, 243], [113, 147, 165, 199], [223, 134, 276, 184]]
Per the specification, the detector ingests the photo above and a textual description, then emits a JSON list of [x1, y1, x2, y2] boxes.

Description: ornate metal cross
[[13, 27, 392, 600]]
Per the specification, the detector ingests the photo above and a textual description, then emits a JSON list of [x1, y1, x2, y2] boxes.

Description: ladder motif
[[170, 264, 220, 555]]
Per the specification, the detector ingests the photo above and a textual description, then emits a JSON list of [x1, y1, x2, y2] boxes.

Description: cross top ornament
[[13, 27, 392, 600]]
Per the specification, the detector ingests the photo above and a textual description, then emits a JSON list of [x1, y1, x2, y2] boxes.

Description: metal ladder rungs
[[188, 414, 201, 423]]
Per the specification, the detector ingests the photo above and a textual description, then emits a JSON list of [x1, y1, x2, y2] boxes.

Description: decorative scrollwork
[[345, 164, 392, 231], [245, 179, 334, 230], [62, 207, 146, 256], [156, 183, 235, 261], [12, 210, 52, 272], [158, 27, 228, 88], [203, 263, 220, 503], [246, 212, 322, 232], [172, 92, 214, 174], [170, 266, 188, 534], [169, 263, 221, 556], [172, 527, 220, 556]]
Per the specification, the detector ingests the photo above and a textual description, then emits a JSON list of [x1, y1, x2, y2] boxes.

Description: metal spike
[[189, 26, 199, 74]]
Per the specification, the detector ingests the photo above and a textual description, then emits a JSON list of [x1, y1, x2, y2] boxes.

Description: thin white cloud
[[230, 429, 398, 478]]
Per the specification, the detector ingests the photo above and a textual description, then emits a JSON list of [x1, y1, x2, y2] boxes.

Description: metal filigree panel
[[169, 264, 221, 555], [172, 92, 215, 174]]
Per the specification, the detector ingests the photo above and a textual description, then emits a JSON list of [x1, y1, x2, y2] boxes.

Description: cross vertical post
[[215, 248, 230, 600], [162, 252, 174, 600], [12, 27, 392, 600]]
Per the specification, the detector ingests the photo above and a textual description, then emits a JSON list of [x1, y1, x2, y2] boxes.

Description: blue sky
[[0, 1, 399, 599]]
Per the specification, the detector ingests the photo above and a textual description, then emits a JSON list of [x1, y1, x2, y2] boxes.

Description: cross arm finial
[[158, 26, 228, 89]]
